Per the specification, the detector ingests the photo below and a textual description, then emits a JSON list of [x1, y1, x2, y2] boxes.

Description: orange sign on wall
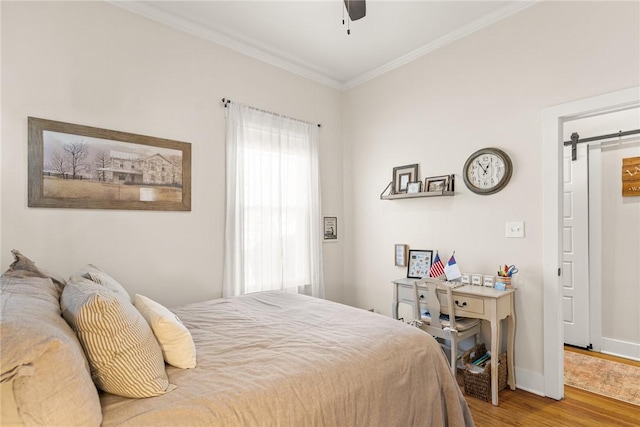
[[622, 156, 640, 197]]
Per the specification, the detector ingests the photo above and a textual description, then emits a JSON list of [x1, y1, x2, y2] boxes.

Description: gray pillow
[[60, 276, 175, 398], [1, 252, 102, 426], [72, 263, 131, 302]]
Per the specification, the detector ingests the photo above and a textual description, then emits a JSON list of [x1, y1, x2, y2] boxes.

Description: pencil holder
[[495, 276, 512, 289]]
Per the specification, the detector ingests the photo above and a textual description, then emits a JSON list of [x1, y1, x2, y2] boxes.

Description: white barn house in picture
[[97, 150, 182, 186]]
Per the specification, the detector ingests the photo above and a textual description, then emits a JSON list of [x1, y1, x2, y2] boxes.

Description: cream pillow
[[61, 277, 175, 398], [134, 294, 197, 369]]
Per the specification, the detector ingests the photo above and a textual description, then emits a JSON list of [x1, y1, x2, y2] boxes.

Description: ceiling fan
[[343, 0, 366, 34]]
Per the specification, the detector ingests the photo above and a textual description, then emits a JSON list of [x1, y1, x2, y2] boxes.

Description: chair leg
[[450, 335, 457, 377]]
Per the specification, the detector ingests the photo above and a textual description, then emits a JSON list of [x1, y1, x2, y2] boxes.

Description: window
[[223, 102, 323, 298]]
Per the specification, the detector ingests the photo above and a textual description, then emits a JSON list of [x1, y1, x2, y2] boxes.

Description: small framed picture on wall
[[323, 216, 338, 242], [395, 244, 408, 267]]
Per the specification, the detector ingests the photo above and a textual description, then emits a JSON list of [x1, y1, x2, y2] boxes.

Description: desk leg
[[507, 312, 517, 390], [490, 318, 499, 406], [392, 284, 399, 320]]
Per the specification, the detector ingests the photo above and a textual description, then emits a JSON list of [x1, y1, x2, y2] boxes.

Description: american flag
[[429, 251, 446, 278]]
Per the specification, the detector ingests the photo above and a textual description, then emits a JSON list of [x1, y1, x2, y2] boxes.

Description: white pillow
[[134, 294, 197, 369]]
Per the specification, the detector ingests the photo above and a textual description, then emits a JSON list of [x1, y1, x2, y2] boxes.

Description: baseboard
[[514, 366, 547, 398], [601, 337, 640, 361]]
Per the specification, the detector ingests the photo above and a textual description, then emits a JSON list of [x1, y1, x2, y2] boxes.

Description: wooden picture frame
[[392, 164, 419, 194], [28, 117, 191, 211], [395, 244, 408, 267], [406, 249, 433, 279], [425, 175, 450, 192]]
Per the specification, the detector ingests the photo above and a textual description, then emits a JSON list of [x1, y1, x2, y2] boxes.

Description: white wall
[[342, 1, 639, 392], [0, 1, 344, 306]]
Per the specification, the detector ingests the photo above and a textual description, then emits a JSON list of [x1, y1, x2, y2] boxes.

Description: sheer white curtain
[[223, 102, 324, 298]]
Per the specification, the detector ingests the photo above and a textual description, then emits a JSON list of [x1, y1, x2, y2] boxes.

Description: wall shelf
[[380, 174, 455, 200]]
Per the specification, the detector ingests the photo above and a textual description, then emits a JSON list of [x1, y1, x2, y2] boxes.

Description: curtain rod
[[222, 98, 321, 128], [563, 129, 640, 161]]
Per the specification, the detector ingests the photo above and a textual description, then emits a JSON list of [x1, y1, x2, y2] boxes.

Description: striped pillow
[[60, 276, 175, 398]]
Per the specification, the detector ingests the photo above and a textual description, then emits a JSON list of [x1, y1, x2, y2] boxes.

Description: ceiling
[[112, 1, 536, 90]]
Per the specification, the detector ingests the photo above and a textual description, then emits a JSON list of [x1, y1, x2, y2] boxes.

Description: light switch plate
[[506, 221, 525, 238]]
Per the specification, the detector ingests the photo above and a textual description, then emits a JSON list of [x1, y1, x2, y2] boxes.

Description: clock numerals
[[463, 148, 512, 195]]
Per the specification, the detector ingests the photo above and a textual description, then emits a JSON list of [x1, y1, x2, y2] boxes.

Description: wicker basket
[[461, 343, 508, 402]]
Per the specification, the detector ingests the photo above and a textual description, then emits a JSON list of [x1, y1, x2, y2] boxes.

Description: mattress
[[100, 291, 474, 426]]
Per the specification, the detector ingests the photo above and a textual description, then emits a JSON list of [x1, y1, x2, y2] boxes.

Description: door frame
[[542, 86, 640, 400], [587, 143, 603, 353]]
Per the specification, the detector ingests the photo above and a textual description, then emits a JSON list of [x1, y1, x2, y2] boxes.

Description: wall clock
[[462, 147, 512, 195]]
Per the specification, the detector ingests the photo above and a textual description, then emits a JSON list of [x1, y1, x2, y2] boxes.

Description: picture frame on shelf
[[392, 164, 419, 194], [406, 249, 433, 279], [406, 181, 422, 194], [461, 273, 471, 284], [425, 175, 450, 192], [395, 244, 408, 267]]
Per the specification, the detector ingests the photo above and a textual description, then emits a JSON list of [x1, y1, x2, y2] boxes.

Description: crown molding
[[340, 1, 538, 91], [107, 1, 344, 90], [109, 1, 538, 92]]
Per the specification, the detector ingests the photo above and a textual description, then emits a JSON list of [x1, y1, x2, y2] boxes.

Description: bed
[[1, 251, 474, 426]]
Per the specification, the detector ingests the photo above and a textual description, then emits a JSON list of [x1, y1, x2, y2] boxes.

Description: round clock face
[[463, 148, 512, 195]]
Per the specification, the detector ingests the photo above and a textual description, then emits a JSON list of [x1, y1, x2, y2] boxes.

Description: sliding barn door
[[563, 144, 590, 348]]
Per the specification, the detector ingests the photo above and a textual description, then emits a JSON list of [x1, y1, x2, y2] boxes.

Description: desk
[[392, 278, 516, 406]]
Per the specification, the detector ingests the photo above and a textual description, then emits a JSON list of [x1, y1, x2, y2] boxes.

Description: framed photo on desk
[[407, 249, 433, 279]]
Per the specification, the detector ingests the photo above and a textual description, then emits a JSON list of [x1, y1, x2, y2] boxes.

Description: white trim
[[514, 366, 545, 397], [342, 1, 538, 90], [587, 144, 602, 352], [107, 1, 344, 90], [109, 1, 536, 92], [601, 337, 640, 362], [542, 86, 640, 401]]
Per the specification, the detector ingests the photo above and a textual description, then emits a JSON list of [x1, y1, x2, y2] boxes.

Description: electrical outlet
[[505, 221, 525, 238]]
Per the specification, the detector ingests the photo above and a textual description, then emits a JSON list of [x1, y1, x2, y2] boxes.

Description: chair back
[[413, 278, 447, 337]]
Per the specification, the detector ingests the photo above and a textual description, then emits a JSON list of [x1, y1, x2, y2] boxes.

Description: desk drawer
[[397, 284, 416, 304], [397, 283, 485, 316], [440, 293, 484, 316]]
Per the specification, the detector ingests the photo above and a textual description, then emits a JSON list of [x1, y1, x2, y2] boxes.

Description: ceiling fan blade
[[343, 0, 366, 21]]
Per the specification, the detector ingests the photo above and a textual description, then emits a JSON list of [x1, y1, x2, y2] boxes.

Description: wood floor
[[461, 348, 640, 426]]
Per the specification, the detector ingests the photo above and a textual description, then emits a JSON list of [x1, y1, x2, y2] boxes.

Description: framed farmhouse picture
[[28, 117, 191, 211]]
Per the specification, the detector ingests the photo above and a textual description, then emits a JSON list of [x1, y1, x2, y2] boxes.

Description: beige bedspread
[[100, 292, 474, 426]]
